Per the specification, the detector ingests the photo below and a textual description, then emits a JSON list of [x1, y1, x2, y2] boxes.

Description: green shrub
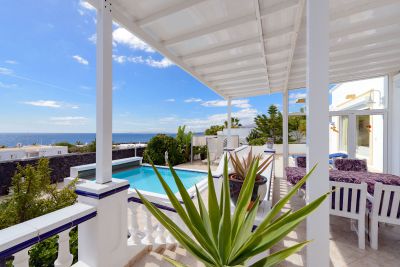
[[0, 158, 78, 266], [248, 137, 267, 146], [143, 134, 185, 166]]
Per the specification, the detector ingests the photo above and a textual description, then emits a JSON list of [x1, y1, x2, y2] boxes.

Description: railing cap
[[0, 203, 96, 253]]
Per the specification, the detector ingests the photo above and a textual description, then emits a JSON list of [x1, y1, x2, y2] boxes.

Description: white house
[[0, 145, 68, 162]]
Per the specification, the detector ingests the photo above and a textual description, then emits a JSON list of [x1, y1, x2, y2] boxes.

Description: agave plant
[[136, 156, 328, 267], [230, 149, 274, 181]]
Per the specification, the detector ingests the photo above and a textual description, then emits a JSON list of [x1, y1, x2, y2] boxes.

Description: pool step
[[131, 246, 204, 267]]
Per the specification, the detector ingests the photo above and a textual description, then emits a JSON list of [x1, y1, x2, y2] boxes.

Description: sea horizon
[[0, 132, 200, 147]]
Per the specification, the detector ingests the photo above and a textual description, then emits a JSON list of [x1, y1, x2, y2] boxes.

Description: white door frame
[[329, 109, 387, 172]]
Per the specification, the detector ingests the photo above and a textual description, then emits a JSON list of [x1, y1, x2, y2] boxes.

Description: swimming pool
[[112, 165, 207, 195]]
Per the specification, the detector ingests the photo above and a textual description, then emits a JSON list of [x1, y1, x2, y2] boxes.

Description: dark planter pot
[[229, 173, 268, 206], [200, 153, 207, 160]]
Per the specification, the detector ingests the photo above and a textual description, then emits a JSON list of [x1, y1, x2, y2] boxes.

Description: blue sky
[[0, 0, 307, 133]]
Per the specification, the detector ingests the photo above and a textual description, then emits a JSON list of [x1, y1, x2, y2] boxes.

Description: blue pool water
[[112, 166, 207, 195]]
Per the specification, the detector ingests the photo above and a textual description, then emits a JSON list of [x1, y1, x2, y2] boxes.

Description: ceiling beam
[[182, 36, 259, 60], [283, 0, 305, 93], [260, 0, 299, 17], [203, 64, 265, 79], [220, 84, 268, 93], [213, 75, 270, 87], [216, 79, 269, 90], [163, 14, 255, 46], [194, 52, 261, 70], [229, 89, 270, 98], [330, 0, 399, 21], [254, 0, 270, 94], [137, 0, 207, 27], [209, 71, 267, 84], [163, 0, 299, 47]]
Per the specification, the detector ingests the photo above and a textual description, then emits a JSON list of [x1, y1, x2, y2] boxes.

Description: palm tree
[[224, 117, 242, 128]]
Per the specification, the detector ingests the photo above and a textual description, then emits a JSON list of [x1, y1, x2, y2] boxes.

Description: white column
[[96, 0, 113, 184], [306, 0, 330, 266], [13, 248, 30, 267], [283, 89, 289, 171], [389, 73, 400, 175], [227, 97, 232, 148]]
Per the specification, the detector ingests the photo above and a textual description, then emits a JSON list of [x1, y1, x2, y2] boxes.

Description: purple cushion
[[334, 158, 367, 172]]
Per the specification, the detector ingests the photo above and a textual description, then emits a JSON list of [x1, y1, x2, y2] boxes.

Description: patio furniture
[[330, 181, 367, 249], [285, 167, 400, 195], [293, 153, 349, 168], [334, 158, 368, 172], [367, 182, 400, 250], [329, 153, 348, 165]]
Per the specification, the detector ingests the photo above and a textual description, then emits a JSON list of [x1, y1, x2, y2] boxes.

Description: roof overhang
[[87, 0, 400, 99]]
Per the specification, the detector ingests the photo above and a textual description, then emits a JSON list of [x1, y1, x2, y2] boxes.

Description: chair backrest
[[334, 158, 368, 172], [329, 181, 367, 219], [295, 156, 306, 168], [371, 183, 400, 224]]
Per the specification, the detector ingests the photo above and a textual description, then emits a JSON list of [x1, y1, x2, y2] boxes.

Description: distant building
[[0, 145, 68, 161]]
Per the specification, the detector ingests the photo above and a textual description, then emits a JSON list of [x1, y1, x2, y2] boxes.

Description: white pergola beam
[[209, 72, 267, 85], [96, 0, 113, 184], [254, 0, 271, 94], [137, 0, 207, 27], [220, 84, 267, 93], [182, 36, 260, 60], [306, 1, 330, 266], [216, 79, 268, 90], [163, 14, 255, 46], [229, 89, 269, 98], [194, 52, 261, 70], [203, 64, 265, 79], [260, 0, 299, 17], [227, 97, 232, 148]]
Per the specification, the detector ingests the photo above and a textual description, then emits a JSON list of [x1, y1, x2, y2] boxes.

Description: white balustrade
[[12, 248, 30, 267], [54, 229, 73, 267], [154, 222, 166, 245], [141, 207, 154, 245], [127, 202, 142, 245]]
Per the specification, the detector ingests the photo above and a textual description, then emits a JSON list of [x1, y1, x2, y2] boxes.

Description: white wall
[[0, 146, 68, 161]]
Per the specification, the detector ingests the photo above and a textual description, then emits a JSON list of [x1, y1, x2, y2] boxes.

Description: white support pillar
[[283, 89, 289, 171], [227, 97, 232, 148], [96, 0, 113, 184], [306, 0, 330, 266]]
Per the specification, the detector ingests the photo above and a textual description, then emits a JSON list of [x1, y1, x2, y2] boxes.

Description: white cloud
[[50, 116, 88, 126], [113, 27, 154, 53], [159, 116, 178, 123], [0, 81, 17, 89], [184, 98, 203, 103], [145, 57, 174, 68], [183, 108, 258, 131], [79, 0, 96, 11], [112, 54, 173, 68], [289, 92, 307, 99], [201, 99, 251, 108], [72, 55, 89, 65], [0, 67, 13, 75], [23, 100, 79, 109], [88, 34, 96, 44], [5, 60, 18, 65], [165, 98, 175, 102]]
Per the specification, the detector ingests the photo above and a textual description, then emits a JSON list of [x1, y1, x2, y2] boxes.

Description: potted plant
[[137, 156, 328, 267], [229, 149, 273, 206]]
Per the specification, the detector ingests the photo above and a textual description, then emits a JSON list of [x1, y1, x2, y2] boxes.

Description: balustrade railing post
[[128, 203, 141, 245], [141, 207, 154, 245], [154, 222, 166, 245], [12, 248, 30, 267], [54, 229, 73, 267], [165, 211, 176, 244]]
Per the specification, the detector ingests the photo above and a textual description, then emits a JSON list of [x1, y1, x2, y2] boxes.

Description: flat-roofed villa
[[1, 0, 400, 266]]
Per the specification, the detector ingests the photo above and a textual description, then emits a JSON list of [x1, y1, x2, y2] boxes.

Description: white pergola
[[87, 0, 400, 266]]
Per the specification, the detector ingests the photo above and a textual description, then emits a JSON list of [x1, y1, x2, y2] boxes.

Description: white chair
[[367, 182, 400, 250], [329, 181, 367, 249]]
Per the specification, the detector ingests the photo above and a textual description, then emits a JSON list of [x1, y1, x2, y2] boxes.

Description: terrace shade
[[87, 1, 400, 267], [87, 0, 400, 98]]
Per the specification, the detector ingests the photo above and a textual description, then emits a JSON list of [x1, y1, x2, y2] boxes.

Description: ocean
[[0, 133, 177, 147]]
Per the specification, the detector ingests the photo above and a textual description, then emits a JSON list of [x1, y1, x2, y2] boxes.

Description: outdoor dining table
[[285, 167, 400, 195]]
